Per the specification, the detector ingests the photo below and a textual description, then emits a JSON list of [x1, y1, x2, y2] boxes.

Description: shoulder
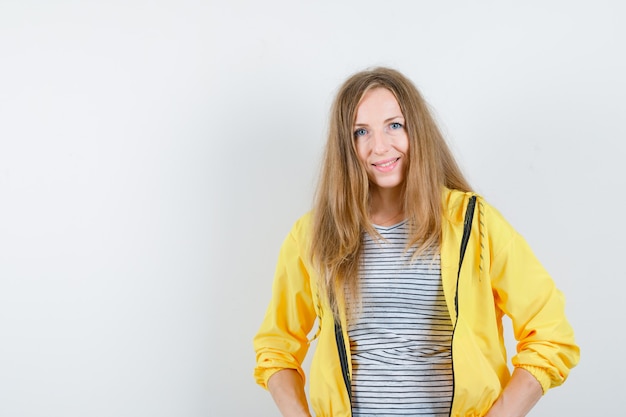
[[279, 211, 314, 252], [442, 187, 481, 224], [442, 187, 516, 240], [289, 211, 313, 237]]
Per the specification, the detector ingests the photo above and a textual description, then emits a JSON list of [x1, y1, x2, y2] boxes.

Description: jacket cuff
[[516, 364, 551, 394]]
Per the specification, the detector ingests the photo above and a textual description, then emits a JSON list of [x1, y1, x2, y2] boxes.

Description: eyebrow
[[354, 115, 405, 127]]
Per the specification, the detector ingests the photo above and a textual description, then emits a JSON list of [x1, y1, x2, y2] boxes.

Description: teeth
[[376, 158, 397, 168]]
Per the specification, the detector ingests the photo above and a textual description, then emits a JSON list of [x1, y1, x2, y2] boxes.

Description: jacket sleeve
[[253, 221, 318, 389], [483, 201, 580, 394]]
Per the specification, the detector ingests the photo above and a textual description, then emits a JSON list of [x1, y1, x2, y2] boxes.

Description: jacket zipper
[[334, 319, 352, 413], [449, 195, 477, 416]]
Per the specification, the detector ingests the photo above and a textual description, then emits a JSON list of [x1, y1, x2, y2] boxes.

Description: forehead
[[355, 88, 403, 121]]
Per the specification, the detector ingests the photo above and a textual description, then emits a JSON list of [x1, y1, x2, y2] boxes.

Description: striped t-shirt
[[347, 220, 453, 416]]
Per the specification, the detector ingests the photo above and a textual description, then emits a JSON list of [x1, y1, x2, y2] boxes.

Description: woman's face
[[353, 87, 409, 194]]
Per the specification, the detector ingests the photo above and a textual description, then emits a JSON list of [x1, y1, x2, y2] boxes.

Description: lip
[[372, 157, 400, 172]]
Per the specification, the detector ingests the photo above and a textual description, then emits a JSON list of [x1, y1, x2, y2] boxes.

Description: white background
[[1, 1, 624, 416]]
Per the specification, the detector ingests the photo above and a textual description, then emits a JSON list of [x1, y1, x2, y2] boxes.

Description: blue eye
[[354, 128, 368, 137], [390, 122, 403, 130]]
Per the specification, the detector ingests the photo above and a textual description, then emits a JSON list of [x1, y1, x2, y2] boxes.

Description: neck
[[369, 187, 404, 226]]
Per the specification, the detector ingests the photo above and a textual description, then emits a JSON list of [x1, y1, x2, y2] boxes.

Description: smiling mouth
[[373, 157, 400, 168]]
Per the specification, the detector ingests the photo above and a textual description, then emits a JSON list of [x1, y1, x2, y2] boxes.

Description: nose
[[372, 130, 391, 155]]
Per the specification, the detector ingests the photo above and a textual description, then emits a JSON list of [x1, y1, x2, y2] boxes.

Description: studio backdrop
[[1, 1, 624, 416]]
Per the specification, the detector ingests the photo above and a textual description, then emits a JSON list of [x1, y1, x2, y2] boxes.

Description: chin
[[372, 180, 404, 190]]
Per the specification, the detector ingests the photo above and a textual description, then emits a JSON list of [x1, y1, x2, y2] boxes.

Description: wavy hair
[[310, 67, 471, 319]]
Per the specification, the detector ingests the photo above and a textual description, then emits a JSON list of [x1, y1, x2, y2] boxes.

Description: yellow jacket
[[254, 189, 579, 416]]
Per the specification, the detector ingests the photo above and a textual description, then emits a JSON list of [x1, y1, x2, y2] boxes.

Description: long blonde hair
[[311, 67, 471, 319]]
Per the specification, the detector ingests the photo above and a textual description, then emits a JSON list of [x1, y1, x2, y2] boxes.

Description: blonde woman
[[253, 67, 579, 417]]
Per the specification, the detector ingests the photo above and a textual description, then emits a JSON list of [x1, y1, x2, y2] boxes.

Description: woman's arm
[[484, 367, 543, 417], [253, 216, 318, 397], [484, 200, 579, 393], [479, 199, 579, 415], [268, 369, 312, 417]]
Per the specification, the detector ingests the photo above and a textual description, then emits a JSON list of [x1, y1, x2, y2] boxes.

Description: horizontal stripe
[[348, 220, 453, 417]]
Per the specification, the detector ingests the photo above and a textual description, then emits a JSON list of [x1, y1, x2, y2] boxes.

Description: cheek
[[355, 142, 369, 163], [400, 135, 410, 154]]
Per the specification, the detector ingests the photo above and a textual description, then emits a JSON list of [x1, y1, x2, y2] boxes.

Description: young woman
[[253, 67, 579, 417]]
